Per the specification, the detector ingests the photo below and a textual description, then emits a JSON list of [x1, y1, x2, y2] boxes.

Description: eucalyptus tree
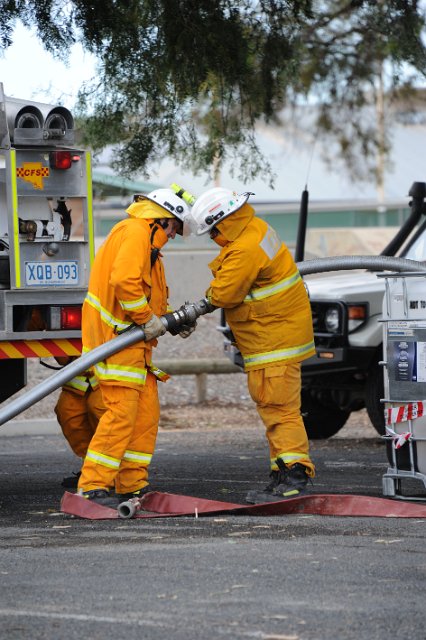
[[1, 1, 425, 184]]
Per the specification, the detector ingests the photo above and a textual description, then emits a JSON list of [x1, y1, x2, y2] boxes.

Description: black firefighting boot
[[116, 484, 153, 503], [245, 460, 310, 504], [61, 471, 81, 489], [80, 489, 119, 508], [245, 468, 281, 504]]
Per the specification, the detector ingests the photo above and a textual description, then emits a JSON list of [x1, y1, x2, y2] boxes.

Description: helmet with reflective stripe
[[133, 188, 190, 223], [190, 188, 253, 235]]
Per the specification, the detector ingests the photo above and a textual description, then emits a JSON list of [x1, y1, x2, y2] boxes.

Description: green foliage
[[1, 0, 426, 185]]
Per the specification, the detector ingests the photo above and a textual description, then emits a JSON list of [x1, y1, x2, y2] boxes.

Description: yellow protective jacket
[[63, 372, 99, 395], [207, 204, 315, 371], [82, 204, 169, 389]]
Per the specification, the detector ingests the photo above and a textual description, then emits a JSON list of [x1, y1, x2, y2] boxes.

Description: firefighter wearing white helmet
[[77, 187, 192, 508], [128, 187, 190, 233], [189, 187, 251, 235], [190, 186, 316, 504]]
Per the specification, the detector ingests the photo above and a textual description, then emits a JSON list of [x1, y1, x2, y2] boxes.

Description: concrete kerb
[[2, 419, 60, 437]]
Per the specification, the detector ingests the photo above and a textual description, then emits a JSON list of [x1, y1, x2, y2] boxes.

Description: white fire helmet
[[134, 188, 190, 224], [189, 188, 253, 236]]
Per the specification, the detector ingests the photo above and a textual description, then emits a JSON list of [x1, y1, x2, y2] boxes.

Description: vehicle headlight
[[325, 308, 340, 333]]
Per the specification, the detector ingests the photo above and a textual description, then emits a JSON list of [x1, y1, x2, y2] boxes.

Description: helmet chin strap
[[149, 221, 164, 246], [149, 219, 168, 236], [150, 217, 183, 238], [158, 217, 183, 236], [157, 219, 169, 229], [149, 221, 167, 265]]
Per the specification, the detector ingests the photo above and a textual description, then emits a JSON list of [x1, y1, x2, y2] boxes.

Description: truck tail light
[[49, 305, 82, 330], [49, 150, 73, 170], [61, 306, 82, 329]]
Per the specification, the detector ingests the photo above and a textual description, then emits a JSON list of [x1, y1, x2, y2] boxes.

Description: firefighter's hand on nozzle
[[179, 322, 197, 339], [143, 315, 167, 341]]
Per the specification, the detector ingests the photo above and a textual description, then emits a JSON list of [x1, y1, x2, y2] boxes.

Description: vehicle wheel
[[301, 389, 351, 439], [365, 357, 385, 436]]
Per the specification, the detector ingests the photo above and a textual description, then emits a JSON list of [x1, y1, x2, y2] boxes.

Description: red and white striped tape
[[385, 401, 424, 426], [385, 425, 413, 449]]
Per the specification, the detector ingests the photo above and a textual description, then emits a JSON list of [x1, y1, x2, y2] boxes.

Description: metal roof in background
[[91, 170, 160, 195]]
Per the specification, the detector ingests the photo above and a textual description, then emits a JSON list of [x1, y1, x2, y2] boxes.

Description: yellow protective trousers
[[247, 362, 315, 477], [78, 372, 160, 494], [55, 387, 105, 459]]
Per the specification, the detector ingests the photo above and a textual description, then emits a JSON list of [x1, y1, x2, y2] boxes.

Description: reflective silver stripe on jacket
[[259, 225, 281, 260], [85, 292, 132, 332], [244, 272, 301, 302], [94, 361, 148, 385], [119, 295, 149, 312], [64, 376, 90, 392], [243, 341, 315, 367]]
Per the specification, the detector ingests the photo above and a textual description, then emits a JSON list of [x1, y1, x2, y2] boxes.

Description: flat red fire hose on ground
[[61, 491, 426, 521]]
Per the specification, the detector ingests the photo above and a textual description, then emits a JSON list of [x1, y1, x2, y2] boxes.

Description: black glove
[[178, 322, 197, 339]]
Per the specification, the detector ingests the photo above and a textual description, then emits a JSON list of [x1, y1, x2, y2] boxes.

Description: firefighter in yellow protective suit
[[54, 364, 106, 488], [77, 188, 192, 508], [189, 188, 316, 503]]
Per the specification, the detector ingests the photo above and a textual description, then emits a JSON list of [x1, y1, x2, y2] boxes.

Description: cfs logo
[[16, 163, 49, 190]]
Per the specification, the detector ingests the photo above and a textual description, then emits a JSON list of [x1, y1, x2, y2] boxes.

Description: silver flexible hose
[[297, 255, 425, 275]]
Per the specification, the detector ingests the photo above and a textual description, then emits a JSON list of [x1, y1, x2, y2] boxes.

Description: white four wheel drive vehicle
[[302, 268, 390, 439], [302, 182, 426, 439], [220, 182, 426, 439]]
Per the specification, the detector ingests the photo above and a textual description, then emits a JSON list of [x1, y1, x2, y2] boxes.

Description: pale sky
[[0, 22, 96, 107]]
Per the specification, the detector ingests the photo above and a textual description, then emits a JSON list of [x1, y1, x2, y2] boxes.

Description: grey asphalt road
[[1, 424, 426, 640]]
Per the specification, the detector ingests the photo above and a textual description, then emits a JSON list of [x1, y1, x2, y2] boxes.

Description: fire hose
[[70, 489, 426, 521], [0, 298, 214, 427], [296, 254, 426, 276]]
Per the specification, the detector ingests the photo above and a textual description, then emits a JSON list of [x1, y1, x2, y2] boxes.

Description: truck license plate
[[25, 261, 79, 286]]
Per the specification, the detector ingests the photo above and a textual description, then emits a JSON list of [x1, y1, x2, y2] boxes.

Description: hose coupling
[[162, 298, 217, 336]]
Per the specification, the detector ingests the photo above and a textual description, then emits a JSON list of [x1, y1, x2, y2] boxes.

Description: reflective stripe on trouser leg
[[78, 385, 140, 491], [114, 372, 160, 495], [247, 363, 315, 477], [55, 389, 98, 459]]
